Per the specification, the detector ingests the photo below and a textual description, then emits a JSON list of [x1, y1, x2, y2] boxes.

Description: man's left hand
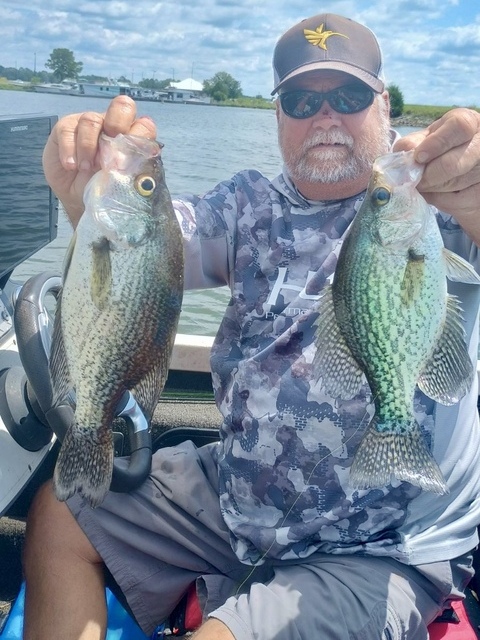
[[394, 108, 480, 238]]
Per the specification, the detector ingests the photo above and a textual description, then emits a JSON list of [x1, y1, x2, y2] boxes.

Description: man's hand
[[394, 108, 480, 243], [43, 95, 157, 228]]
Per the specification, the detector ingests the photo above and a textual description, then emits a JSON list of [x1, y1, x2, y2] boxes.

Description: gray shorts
[[67, 441, 474, 640]]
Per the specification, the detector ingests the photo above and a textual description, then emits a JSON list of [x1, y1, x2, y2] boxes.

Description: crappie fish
[[50, 133, 184, 507], [313, 149, 480, 494]]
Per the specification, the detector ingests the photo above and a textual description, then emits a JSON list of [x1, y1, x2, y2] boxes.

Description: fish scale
[[313, 150, 480, 494]]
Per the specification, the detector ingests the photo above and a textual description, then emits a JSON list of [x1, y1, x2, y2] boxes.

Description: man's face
[[276, 70, 391, 194]]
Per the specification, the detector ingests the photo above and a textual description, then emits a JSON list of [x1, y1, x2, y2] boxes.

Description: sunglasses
[[279, 84, 375, 119]]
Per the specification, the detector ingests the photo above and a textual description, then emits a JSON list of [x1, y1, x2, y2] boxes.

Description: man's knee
[[24, 480, 101, 569]]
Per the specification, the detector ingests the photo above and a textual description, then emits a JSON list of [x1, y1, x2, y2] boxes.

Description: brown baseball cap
[[272, 13, 384, 95]]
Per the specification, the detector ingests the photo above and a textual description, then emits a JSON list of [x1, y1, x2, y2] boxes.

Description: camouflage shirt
[[173, 168, 480, 567]]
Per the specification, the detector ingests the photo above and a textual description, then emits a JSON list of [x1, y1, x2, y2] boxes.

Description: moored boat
[[31, 82, 78, 95]]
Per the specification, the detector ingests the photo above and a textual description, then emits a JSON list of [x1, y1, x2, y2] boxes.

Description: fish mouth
[[374, 150, 424, 188]]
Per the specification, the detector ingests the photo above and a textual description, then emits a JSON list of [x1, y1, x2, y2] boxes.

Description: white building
[[166, 78, 211, 104]]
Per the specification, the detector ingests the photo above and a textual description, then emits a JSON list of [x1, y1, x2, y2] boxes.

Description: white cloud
[[1, 0, 479, 105]]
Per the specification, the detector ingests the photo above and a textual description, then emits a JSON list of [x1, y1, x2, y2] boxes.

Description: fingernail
[[79, 160, 91, 172], [416, 151, 429, 163], [65, 156, 76, 168]]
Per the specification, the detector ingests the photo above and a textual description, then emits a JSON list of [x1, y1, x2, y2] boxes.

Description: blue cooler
[[0, 582, 161, 639]]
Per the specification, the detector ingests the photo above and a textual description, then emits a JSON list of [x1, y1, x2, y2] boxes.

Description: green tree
[[387, 83, 404, 118], [138, 77, 174, 90], [203, 71, 242, 101], [45, 48, 83, 81]]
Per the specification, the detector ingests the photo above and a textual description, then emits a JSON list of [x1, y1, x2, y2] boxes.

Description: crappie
[[313, 150, 480, 494], [50, 133, 184, 507]]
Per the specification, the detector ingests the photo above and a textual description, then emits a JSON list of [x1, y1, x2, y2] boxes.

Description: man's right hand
[[43, 95, 157, 228]]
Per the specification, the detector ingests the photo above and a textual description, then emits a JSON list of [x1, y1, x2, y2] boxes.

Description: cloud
[[1, 0, 479, 105]]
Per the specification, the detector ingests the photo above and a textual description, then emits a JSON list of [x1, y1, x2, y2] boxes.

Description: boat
[[67, 82, 166, 102], [31, 82, 78, 95], [0, 113, 480, 638], [184, 97, 212, 105], [72, 81, 133, 98]]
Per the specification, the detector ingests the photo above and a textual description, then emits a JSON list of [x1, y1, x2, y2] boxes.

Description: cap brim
[[271, 62, 385, 95]]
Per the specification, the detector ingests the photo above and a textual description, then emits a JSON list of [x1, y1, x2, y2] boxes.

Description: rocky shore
[[391, 114, 436, 128]]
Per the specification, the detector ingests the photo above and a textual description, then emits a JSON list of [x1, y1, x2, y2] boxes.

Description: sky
[[2, 0, 480, 106]]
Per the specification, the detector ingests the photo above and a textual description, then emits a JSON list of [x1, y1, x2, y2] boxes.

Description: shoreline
[[0, 85, 464, 128], [391, 115, 435, 128]]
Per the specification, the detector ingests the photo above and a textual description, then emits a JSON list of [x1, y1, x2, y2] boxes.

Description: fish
[[313, 149, 480, 495], [50, 133, 184, 507]]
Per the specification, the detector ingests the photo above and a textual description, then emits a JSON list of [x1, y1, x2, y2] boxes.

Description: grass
[[0, 78, 29, 91], [402, 103, 480, 119]]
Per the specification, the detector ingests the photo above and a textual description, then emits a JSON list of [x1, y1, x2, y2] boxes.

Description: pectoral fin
[[90, 237, 112, 310], [417, 294, 473, 405], [443, 249, 480, 284], [312, 286, 364, 399]]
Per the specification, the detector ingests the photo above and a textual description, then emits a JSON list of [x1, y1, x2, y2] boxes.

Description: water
[[1, 89, 417, 336]]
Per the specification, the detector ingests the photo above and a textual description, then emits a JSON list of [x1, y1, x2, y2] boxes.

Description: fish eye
[[371, 186, 391, 207], [135, 174, 156, 197]]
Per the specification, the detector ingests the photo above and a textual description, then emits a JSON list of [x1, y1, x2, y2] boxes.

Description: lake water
[[1, 89, 416, 336]]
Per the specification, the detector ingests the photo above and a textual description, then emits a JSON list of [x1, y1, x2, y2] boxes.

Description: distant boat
[[72, 82, 165, 101], [184, 97, 212, 105], [32, 82, 77, 95], [73, 81, 130, 98], [132, 88, 167, 102], [31, 80, 166, 102]]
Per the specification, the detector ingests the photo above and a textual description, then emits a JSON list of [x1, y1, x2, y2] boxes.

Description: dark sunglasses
[[279, 84, 375, 119]]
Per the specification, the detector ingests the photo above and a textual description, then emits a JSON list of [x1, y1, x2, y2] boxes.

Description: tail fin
[[53, 423, 114, 508], [349, 418, 448, 495]]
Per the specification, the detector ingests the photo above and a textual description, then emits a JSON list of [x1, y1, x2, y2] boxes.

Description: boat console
[[0, 114, 59, 516]]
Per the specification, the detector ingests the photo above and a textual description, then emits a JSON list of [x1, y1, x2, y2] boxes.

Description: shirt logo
[[304, 23, 349, 50]]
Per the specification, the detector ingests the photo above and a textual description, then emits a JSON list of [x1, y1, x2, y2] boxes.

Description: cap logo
[[304, 23, 349, 50]]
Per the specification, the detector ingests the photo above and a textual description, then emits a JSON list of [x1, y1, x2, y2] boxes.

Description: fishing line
[[233, 394, 376, 595]]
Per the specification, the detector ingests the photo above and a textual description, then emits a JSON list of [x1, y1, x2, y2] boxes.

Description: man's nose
[[312, 102, 343, 129]]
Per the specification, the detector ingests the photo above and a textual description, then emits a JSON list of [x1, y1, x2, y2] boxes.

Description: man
[[24, 13, 480, 640]]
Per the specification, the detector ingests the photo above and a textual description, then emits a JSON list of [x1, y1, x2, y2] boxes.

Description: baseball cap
[[272, 13, 384, 95]]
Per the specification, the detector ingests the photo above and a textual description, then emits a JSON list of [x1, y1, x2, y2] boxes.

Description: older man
[[24, 13, 480, 640]]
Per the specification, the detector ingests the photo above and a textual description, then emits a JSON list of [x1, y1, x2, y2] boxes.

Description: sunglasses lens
[[280, 85, 374, 118], [280, 92, 322, 119], [330, 86, 374, 113]]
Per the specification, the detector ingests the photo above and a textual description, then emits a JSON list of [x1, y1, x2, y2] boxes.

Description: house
[[166, 78, 211, 104]]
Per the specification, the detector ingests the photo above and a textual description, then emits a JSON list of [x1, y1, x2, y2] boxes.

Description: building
[[166, 78, 211, 104]]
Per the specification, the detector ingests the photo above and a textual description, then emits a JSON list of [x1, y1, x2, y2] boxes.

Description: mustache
[[302, 130, 355, 151]]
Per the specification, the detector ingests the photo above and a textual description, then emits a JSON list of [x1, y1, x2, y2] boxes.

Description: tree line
[[1, 48, 244, 101], [1, 47, 405, 113]]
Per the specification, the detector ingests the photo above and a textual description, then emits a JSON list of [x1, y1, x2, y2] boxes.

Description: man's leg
[[23, 480, 107, 640], [192, 619, 235, 639]]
